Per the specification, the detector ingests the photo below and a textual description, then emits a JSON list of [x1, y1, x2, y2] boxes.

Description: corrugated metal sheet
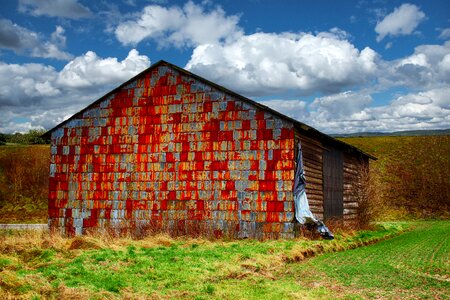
[[49, 64, 296, 238]]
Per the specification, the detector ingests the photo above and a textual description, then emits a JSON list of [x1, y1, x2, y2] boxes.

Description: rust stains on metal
[[48, 64, 296, 239]]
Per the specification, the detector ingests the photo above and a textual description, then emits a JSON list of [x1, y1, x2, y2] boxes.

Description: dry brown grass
[[0, 229, 191, 256], [341, 135, 450, 219], [0, 145, 49, 223]]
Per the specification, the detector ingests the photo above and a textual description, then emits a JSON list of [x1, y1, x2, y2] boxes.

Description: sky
[[0, 0, 449, 134]]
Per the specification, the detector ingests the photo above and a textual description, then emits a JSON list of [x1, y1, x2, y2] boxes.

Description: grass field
[[300, 221, 449, 299], [1, 221, 448, 299]]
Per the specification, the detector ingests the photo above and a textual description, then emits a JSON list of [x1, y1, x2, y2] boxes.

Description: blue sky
[[0, 0, 449, 134]]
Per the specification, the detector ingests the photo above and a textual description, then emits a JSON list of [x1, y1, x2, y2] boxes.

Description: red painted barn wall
[[48, 64, 296, 239]]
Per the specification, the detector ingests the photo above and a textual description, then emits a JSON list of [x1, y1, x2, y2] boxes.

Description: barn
[[44, 60, 375, 239]]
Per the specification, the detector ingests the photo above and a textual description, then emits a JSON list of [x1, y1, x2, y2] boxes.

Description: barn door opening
[[323, 148, 344, 220]]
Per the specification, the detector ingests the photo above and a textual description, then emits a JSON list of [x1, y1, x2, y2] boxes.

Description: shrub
[[354, 166, 383, 228]]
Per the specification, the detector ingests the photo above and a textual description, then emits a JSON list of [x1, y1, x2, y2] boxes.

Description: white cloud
[[258, 99, 309, 121], [438, 54, 450, 78], [306, 88, 450, 133], [398, 53, 429, 67], [0, 120, 45, 134], [31, 26, 73, 60], [50, 26, 67, 47], [186, 31, 377, 96], [375, 3, 426, 42], [0, 50, 151, 133], [57, 49, 150, 88], [0, 19, 38, 50], [310, 91, 373, 120], [115, 1, 242, 47], [18, 0, 92, 19], [0, 19, 73, 60], [380, 41, 450, 89], [439, 28, 450, 40], [0, 62, 59, 107]]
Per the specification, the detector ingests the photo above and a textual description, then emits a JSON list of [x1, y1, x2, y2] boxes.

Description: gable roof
[[44, 60, 376, 160]]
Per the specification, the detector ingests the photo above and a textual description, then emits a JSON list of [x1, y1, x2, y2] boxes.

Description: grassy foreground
[[1, 222, 447, 299]]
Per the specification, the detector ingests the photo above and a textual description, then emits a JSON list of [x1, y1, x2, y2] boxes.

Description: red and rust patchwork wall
[[48, 64, 296, 239]]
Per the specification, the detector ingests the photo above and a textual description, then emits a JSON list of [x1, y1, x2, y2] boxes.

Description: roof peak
[[43, 60, 375, 160]]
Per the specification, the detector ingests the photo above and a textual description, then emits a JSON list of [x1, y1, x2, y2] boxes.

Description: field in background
[[0, 135, 449, 223], [0, 221, 448, 299], [0, 145, 49, 223], [340, 135, 449, 220]]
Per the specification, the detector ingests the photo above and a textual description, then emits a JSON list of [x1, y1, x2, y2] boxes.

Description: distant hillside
[[332, 129, 450, 138], [340, 135, 449, 219]]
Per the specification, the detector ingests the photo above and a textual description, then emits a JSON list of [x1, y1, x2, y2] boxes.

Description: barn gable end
[[48, 62, 298, 238], [46, 60, 374, 238]]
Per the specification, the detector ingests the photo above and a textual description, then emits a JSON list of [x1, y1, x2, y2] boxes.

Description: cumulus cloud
[[0, 19, 73, 60], [0, 50, 151, 133], [115, 1, 242, 47], [375, 3, 426, 42], [307, 88, 450, 133], [18, 0, 92, 19], [58, 49, 150, 88], [186, 31, 377, 97], [0, 19, 38, 50], [310, 91, 373, 120], [379, 41, 450, 89], [0, 62, 59, 107]]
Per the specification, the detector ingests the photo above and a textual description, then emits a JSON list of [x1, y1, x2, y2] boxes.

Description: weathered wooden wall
[[343, 154, 369, 225], [295, 132, 324, 220], [48, 64, 297, 239], [295, 131, 369, 224], [323, 147, 344, 220]]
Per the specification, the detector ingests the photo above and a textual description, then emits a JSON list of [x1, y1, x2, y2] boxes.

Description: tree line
[[0, 129, 49, 145]]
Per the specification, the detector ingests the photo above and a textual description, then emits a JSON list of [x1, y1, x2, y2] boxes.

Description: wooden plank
[[305, 176, 323, 185], [323, 147, 344, 220], [303, 158, 323, 169], [306, 193, 323, 200], [305, 183, 323, 191], [303, 167, 322, 177], [298, 134, 324, 148]]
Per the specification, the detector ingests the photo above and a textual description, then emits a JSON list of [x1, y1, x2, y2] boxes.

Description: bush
[[0, 133, 6, 145], [354, 166, 384, 228]]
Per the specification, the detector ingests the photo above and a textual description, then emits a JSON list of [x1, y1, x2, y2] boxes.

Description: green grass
[[2, 221, 448, 299], [298, 221, 450, 299]]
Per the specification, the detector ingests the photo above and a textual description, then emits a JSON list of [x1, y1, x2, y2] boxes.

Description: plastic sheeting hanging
[[294, 142, 334, 240]]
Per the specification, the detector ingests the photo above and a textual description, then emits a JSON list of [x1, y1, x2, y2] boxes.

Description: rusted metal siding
[[48, 65, 296, 239]]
